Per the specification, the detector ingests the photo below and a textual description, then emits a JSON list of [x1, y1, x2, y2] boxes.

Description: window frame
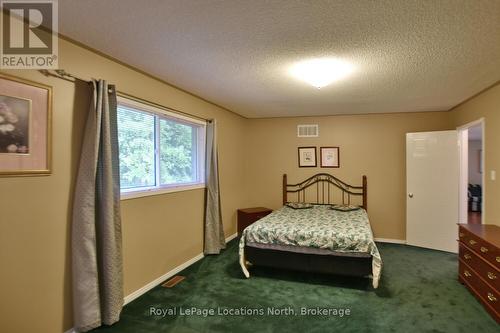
[[117, 96, 206, 200]]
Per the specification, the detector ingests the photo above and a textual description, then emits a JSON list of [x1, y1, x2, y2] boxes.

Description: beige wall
[[0, 19, 498, 333], [244, 112, 452, 240], [0, 37, 247, 333], [450, 83, 500, 226]]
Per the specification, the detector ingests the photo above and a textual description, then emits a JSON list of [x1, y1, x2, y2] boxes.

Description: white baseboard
[[124, 232, 237, 305], [65, 231, 239, 332], [374, 238, 406, 244], [123, 252, 205, 305], [225, 232, 238, 243], [121, 234, 401, 310]]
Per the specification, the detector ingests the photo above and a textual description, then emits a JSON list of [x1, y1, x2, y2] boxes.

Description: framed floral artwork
[[0, 73, 52, 176], [320, 146, 340, 168], [298, 146, 317, 167]]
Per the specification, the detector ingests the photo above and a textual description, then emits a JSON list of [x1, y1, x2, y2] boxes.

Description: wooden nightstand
[[237, 207, 272, 235]]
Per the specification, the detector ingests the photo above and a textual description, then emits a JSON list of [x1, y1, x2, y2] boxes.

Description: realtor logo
[[1, 0, 58, 69]]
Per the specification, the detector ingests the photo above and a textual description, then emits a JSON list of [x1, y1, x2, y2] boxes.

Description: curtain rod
[[39, 69, 210, 123]]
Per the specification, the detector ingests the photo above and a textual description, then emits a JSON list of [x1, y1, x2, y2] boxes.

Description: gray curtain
[[204, 119, 226, 254], [71, 80, 123, 332]]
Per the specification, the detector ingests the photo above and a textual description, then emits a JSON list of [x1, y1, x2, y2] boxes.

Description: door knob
[[408, 193, 414, 198]]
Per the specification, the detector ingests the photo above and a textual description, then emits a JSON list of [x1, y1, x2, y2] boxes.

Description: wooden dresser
[[237, 207, 272, 235], [458, 224, 500, 323]]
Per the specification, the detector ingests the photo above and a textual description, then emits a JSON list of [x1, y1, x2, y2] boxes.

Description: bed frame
[[282, 173, 367, 210], [245, 173, 372, 280]]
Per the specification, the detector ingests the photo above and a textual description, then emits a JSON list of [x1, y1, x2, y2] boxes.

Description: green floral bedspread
[[239, 205, 382, 288]]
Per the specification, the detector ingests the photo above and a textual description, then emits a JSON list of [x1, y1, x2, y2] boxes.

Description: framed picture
[[0, 73, 52, 176], [298, 146, 317, 167], [320, 146, 340, 168]]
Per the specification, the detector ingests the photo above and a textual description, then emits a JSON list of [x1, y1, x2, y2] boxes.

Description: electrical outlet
[[491, 170, 496, 181]]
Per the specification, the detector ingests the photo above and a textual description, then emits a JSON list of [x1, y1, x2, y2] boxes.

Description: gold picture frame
[[0, 73, 52, 176]]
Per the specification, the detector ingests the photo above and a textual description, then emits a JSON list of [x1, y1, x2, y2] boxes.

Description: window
[[117, 96, 206, 199]]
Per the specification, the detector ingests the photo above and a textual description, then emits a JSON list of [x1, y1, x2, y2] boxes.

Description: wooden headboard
[[282, 173, 367, 210]]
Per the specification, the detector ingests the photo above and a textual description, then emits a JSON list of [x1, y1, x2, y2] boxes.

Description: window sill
[[120, 183, 205, 201]]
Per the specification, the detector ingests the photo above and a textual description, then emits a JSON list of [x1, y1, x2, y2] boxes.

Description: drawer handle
[[459, 232, 465, 238], [463, 270, 472, 278], [480, 246, 488, 253], [469, 240, 477, 245], [463, 253, 472, 260], [487, 293, 497, 302], [497, 256, 500, 263], [487, 272, 497, 280]]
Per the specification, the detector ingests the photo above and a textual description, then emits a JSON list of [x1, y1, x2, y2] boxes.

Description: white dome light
[[290, 58, 354, 89]]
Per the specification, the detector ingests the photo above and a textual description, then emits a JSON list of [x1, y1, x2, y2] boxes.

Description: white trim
[[117, 95, 207, 201], [123, 232, 237, 304], [458, 129, 469, 224], [457, 118, 485, 224], [456, 117, 485, 131], [225, 232, 238, 243], [64, 232, 237, 332], [123, 252, 205, 304], [117, 95, 206, 126], [374, 238, 407, 244], [120, 184, 205, 200]]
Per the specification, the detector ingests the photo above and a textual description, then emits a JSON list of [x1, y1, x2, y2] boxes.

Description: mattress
[[239, 205, 382, 288]]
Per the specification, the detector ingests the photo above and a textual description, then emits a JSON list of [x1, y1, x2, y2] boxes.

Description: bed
[[239, 173, 382, 288]]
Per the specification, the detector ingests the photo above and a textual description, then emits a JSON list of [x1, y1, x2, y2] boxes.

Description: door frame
[[457, 117, 485, 224]]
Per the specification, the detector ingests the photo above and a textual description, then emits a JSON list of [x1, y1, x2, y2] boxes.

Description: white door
[[406, 131, 459, 253]]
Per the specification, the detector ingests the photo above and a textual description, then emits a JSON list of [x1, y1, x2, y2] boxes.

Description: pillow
[[286, 202, 313, 209], [330, 204, 360, 212]]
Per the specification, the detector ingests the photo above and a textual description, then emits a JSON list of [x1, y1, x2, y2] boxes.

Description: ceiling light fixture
[[289, 58, 354, 89]]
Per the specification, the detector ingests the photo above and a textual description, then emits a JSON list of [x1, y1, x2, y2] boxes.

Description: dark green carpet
[[92, 239, 498, 333]]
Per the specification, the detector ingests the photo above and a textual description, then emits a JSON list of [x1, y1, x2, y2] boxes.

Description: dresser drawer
[[459, 243, 500, 291], [459, 226, 500, 269], [459, 261, 500, 316]]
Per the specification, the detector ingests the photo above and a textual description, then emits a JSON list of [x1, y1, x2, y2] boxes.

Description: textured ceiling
[[59, 1, 500, 118]]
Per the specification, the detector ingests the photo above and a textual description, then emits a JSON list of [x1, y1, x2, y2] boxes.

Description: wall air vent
[[297, 124, 319, 137]]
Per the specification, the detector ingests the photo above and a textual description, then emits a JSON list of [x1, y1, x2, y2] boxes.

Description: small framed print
[[320, 147, 340, 168], [298, 146, 317, 167], [0, 73, 52, 176]]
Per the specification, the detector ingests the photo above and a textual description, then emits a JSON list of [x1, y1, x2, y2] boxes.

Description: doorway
[[458, 118, 485, 225]]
